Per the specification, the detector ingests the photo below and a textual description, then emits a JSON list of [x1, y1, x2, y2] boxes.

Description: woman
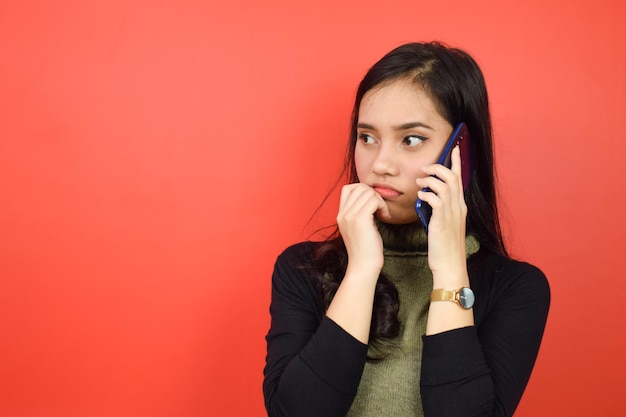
[[263, 42, 550, 417]]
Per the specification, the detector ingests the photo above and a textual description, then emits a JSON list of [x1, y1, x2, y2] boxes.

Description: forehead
[[358, 78, 444, 125]]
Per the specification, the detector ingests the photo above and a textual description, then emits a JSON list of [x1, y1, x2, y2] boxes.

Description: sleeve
[[420, 258, 551, 417], [263, 243, 369, 417]]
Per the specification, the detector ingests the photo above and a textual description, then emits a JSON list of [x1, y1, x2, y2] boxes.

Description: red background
[[1, 1, 625, 416]]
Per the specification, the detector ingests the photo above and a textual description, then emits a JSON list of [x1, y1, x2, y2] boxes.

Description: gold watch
[[430, 287, 475, 309]]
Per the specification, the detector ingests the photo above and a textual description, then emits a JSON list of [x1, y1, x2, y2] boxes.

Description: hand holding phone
[[415, 122, 475, 233]]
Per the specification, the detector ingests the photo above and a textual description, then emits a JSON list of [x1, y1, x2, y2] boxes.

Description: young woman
[[263, 42, 550, 417]]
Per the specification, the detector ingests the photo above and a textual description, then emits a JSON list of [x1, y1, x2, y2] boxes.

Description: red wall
[[1, 1, 625, 416]]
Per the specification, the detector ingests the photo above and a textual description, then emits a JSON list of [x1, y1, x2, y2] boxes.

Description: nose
[[371, 144, 399, 176]]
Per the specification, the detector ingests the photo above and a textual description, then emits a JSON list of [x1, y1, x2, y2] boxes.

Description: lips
[[373, 184, 402, 199]]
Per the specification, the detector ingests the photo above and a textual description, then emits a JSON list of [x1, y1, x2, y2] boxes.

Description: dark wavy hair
[[315, 42, 507, 344]]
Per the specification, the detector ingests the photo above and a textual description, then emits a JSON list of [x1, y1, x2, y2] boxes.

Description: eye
[[403, 135, 427, 147], [358, 133, 376, 144]]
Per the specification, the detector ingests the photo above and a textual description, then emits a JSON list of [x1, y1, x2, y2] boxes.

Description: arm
[[417, 146, 475, 336], [416, 147, 550, 415], [326, 183, 390, 344], [263, 244, 369, 417], [420, 258, 551, 417], [264, 183, 390, 416]]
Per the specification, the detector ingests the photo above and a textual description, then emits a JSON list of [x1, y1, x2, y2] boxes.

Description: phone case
[[415, 122, 474, 233]]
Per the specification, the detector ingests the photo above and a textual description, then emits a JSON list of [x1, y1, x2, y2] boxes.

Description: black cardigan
[[263, 242, 550, 417]]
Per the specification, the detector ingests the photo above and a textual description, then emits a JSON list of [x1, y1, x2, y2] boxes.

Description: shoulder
[[277, 240, 320, 258], [270, 241, 326, 316], [470, 250, 551, 310], [274, 241, 322, 270], [470, 250, 549, 287], [272, 241, 325, 289]]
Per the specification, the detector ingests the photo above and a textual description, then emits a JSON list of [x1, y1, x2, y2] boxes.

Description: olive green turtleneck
[[346, 221, 480, 417]]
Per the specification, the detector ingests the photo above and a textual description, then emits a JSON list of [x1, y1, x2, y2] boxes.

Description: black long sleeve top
[[263, 242, 550, 417]]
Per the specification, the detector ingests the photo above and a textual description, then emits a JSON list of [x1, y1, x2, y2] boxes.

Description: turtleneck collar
[[376, 220, 429, 252], [375, 219, 480, 256]]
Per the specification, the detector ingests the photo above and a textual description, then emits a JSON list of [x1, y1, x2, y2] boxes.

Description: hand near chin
[[416, 147, 468, 283], [337, 183, 391, 275]]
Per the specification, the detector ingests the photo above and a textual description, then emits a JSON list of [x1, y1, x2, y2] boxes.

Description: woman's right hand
[[336, 183, 390, 275], [326, 183, 390, 344]]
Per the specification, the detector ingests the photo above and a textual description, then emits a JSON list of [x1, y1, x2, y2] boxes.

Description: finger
[[416, 175, 453, 202], [417, 189, 442, 210], [341, 185, 386, 219], [340, 183, 371, 212], [345, 187, 377, 215], [420, 163, 461, 197], [357, 188, 390, 219], [375, 193, 391, 219], [450, 145, 462, 178], [450, 146, 465, 200], [339, 183, 359, 209], [420, 164, 458, 186]]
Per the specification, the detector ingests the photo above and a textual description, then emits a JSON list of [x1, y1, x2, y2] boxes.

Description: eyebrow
[[356, 121, 434, 131]]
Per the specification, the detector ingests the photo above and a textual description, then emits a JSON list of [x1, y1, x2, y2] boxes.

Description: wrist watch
[[430, 287, 475, 309]]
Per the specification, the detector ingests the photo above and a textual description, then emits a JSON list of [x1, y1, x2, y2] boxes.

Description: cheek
[[354, 148, 368, 180], [400, 164, 429, 200], [403, 150, 439, 180], [402, 161, 427, 186], [410, 166, 427, 181]]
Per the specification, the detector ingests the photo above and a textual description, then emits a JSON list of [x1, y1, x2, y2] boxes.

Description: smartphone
[[415, 122, 474, 233]]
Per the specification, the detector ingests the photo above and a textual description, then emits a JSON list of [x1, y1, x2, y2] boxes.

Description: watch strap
[[430, 287, 475, 309], [430, 289, 457, 303]]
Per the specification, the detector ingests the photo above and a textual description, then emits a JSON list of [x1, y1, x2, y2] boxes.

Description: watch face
[[458, 287, 475, 309]]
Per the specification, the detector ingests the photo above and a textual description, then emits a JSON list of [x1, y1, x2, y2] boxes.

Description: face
[[355, 78, 453, 224]]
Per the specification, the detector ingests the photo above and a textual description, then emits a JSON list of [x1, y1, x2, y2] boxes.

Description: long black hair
[[315, 42, 507, 343]]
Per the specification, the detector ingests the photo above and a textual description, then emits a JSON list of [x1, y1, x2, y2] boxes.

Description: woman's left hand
[[415, 146, 468, 286]]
